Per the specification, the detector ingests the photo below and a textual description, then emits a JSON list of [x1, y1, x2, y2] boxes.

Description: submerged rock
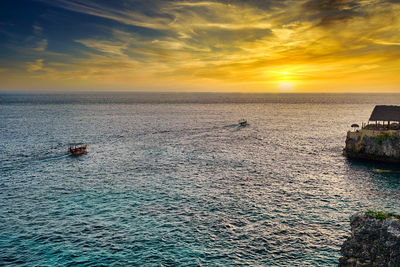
[[339, 211, 400, 267]]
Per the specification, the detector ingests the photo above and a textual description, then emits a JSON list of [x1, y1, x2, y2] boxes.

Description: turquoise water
[[1, 93, 400, 265]]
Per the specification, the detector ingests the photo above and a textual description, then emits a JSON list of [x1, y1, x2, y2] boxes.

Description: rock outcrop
[[339, 211, 400, 267], [344, 129, 400, 163]]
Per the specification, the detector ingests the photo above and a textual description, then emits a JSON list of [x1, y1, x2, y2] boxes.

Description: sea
[[1, 92, 400, 266]]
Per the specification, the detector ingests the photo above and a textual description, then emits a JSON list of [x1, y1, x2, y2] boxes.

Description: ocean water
[[1, 93, 400, 266]]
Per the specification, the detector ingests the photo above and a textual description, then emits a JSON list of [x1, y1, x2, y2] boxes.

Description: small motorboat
[[238, 119, 247, 126], [68, 143, 88, 155]]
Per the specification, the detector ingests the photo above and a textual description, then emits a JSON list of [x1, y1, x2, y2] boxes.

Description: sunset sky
[[1, 0, 400, 92]]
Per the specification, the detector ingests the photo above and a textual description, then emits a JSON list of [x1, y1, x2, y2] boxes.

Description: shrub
[[366, 210, 392, 220], [376, 132, 398, 145]]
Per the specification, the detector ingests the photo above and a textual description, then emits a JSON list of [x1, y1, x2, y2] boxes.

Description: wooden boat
[[68, 143, 87, 155]]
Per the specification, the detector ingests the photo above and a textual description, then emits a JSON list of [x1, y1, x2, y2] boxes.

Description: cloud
[[302, 0, 362, 26], [3, 0, 399, 92], [26, 59, 44, 72], [40, 0, 173, 30], [34, 39, 48, 51], [60, 1, 277, 66], [41, 0, 275, 32], [76, 39, 128, 55], [358, 64, 379, 71], [22, 24, 48, 52], [33, 25, 43, 35], [370, 39, 400, 46]]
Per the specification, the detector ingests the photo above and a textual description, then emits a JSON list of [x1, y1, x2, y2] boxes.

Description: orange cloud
[[1, 0, 400, 92]]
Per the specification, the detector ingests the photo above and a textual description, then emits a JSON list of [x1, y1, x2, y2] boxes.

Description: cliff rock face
[[344, 129, 400, 163], [339, 212, 400, 267]]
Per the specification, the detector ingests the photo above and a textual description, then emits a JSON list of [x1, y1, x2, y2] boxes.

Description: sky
[[0, 0, 400, 93]]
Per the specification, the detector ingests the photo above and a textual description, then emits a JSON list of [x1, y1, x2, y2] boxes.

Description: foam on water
[[1, 93, 400, 265]]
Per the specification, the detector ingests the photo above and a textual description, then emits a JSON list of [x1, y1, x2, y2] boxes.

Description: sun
[[278, 81, 294, 92]]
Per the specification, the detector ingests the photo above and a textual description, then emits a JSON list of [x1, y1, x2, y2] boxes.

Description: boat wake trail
[[38, 154, 70, 162], [1, 154, 71, 173], [225, 123, 249, 131], [224, 124, 239, 128]]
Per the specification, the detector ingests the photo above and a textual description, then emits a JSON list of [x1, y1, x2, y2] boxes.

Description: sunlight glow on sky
[[1, 0, 400, 92]]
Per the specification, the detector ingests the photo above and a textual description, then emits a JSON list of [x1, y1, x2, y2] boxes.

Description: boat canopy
[[69, 143, 87, 147]]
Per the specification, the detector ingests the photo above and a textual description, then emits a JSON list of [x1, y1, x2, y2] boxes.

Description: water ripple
[[1, 95, 400, 265]]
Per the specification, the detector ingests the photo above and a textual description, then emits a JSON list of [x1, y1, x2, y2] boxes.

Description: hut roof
[[369, 105, 400, 122]]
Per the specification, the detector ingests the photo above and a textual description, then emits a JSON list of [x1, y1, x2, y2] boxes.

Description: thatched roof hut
[[369, 105, 400, 123]]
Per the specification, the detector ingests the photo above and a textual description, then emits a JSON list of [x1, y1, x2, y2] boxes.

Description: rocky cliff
[[343, 129, 400, 163], [339, 211, 400, 267]]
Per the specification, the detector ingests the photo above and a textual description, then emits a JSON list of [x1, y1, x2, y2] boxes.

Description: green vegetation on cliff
[[366, 210, 392, 220], [365, 210, 400, 221], [376, 132, 399, 145]]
